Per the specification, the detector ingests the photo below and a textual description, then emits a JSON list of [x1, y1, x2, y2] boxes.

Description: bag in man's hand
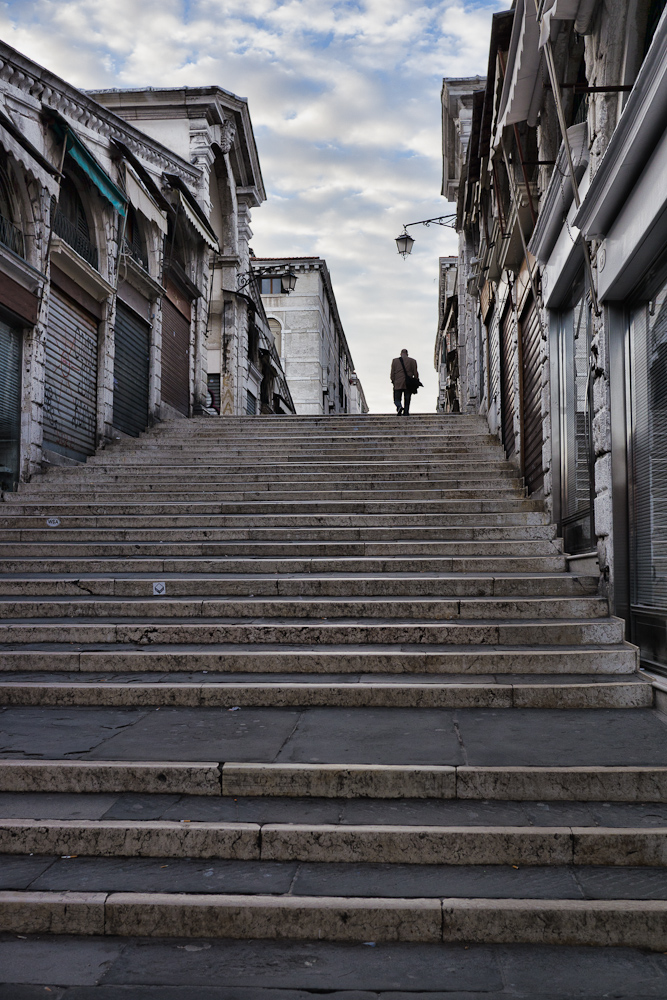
[[400, 357, 423, 395]]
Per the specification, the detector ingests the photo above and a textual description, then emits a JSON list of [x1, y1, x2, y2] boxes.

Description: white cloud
[[0, 0, 508, 411]]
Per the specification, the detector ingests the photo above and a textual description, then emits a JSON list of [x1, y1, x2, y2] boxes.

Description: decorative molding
[[219, 119, 236, 154], [0, 43, 198, 184]]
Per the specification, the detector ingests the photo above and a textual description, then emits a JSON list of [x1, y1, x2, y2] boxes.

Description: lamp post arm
[[402, 215, 457, 231]]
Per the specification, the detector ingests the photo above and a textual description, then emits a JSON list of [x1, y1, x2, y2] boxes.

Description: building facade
[[439, 0, 667, 673], [252, 256, 368, 415], [0, 42, 295, 492]]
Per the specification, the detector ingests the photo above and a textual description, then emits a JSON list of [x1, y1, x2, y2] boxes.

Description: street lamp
[[395, 214, 457, 258]]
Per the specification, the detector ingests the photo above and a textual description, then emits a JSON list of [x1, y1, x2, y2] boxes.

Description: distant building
[[434, 257, 458, 412], [252, 256, 368, 415]]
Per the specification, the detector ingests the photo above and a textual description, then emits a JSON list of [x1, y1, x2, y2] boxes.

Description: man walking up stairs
[[0, 414, 667, 996]]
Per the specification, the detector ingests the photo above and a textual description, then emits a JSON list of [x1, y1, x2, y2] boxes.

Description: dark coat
[[390, 355, 419, 391]]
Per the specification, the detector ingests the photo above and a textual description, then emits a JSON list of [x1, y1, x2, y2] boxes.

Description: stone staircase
[[0, 413, 666, 963]]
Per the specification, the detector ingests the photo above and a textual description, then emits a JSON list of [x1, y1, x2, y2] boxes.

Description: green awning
[[48, 115, 127, 216]]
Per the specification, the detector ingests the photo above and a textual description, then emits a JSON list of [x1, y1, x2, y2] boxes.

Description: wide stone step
[[0, 675, 649, 709], [0, 643, 637, 674], [2, 890, 667, 946], [40, 465, 518, 483], [0, 759, 660, 799], [0, 529, 564, 572], [0, 572, 598, 598], [0, 617, 625, 644], [0, 554, 569, 573], [0, 501, 545, 522], [19, 476, 525, 494], [2, 817, 667, 865], [0, 536, 565, 557], [0, 595, 610, 620], [0, 525, 560, 544], [10, 487, 526, 503], [0, 511, 550, 532]]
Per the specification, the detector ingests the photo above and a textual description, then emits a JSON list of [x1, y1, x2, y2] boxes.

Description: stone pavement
[[0, 414, 666, 994]]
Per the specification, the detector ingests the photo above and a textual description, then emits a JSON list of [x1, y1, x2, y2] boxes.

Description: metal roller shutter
[[44, 289, 98, 462], [113, 302, 150, 436], [161, 297, 190, 415], [488, 309, 501, 417], [500, 303, 515, 459], [629, 286, 667, 668], [520, 296, 544, 495], [0, 317, 21, 490]]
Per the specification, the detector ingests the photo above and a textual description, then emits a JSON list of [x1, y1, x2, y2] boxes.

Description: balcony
[[122, 236, 148, 272], [0, 213, 25, 259], [52, 209, 98, 270]]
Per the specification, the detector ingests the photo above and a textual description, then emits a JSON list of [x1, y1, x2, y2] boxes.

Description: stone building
[[252, 256, 368, 415], [439, 0, 667, 672], [0, 42, 294, 493]]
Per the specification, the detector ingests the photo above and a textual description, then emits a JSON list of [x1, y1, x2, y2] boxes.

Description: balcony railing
[[122, 236, 148, 271], [0, 213, 25, 258], [52, 209, 98, 270]]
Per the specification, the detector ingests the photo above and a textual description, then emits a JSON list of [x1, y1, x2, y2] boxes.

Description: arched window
[[268, 317, 282, 355], [124, 207, 148, 269], [51, 175, 97, 269]]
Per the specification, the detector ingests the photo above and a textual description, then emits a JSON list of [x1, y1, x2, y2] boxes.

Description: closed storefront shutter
[[44, 288, 98, 462], [629, 285, 667, 669], [0, 317, 21, 490], [161, 296, 190, 415], [500, 303, 515, 459], [520, 296, 544, 494], [113, 302, 150, 436]]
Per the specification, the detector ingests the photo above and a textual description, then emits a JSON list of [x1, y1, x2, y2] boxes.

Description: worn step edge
[[0, 680, 651, 709], [2, 892, 667, 946], [0, 645, 637, 675], [2, 819, 667, 866], [0, 761, 665, 800]]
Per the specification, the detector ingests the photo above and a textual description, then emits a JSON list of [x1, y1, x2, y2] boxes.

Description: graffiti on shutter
[[161, 297, 190, 415], [500, 303, 516, 459], [520, 296, 544, 495], [0, 317, 21, 490], [113, 302, 150, 437], [44, 289, 98, 461]]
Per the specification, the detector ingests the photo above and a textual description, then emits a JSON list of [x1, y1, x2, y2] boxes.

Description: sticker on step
[[46, 517, 60, 527], [153, 581, 166, 596]]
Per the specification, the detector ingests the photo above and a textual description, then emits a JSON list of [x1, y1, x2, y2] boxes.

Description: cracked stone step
[[0, 644, 637, 674], [0, 618, 626, 644], [0, 573, 599, 598]]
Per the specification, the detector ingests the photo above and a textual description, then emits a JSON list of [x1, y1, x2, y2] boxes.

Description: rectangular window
[[260, 277, 284, 294], [246, 389, 257, 415]]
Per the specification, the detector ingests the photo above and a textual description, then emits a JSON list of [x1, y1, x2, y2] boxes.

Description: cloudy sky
[[1, 0, 507, 412]]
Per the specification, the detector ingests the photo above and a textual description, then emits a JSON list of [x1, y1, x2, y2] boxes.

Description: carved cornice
[[0, 42, 199, 184]]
